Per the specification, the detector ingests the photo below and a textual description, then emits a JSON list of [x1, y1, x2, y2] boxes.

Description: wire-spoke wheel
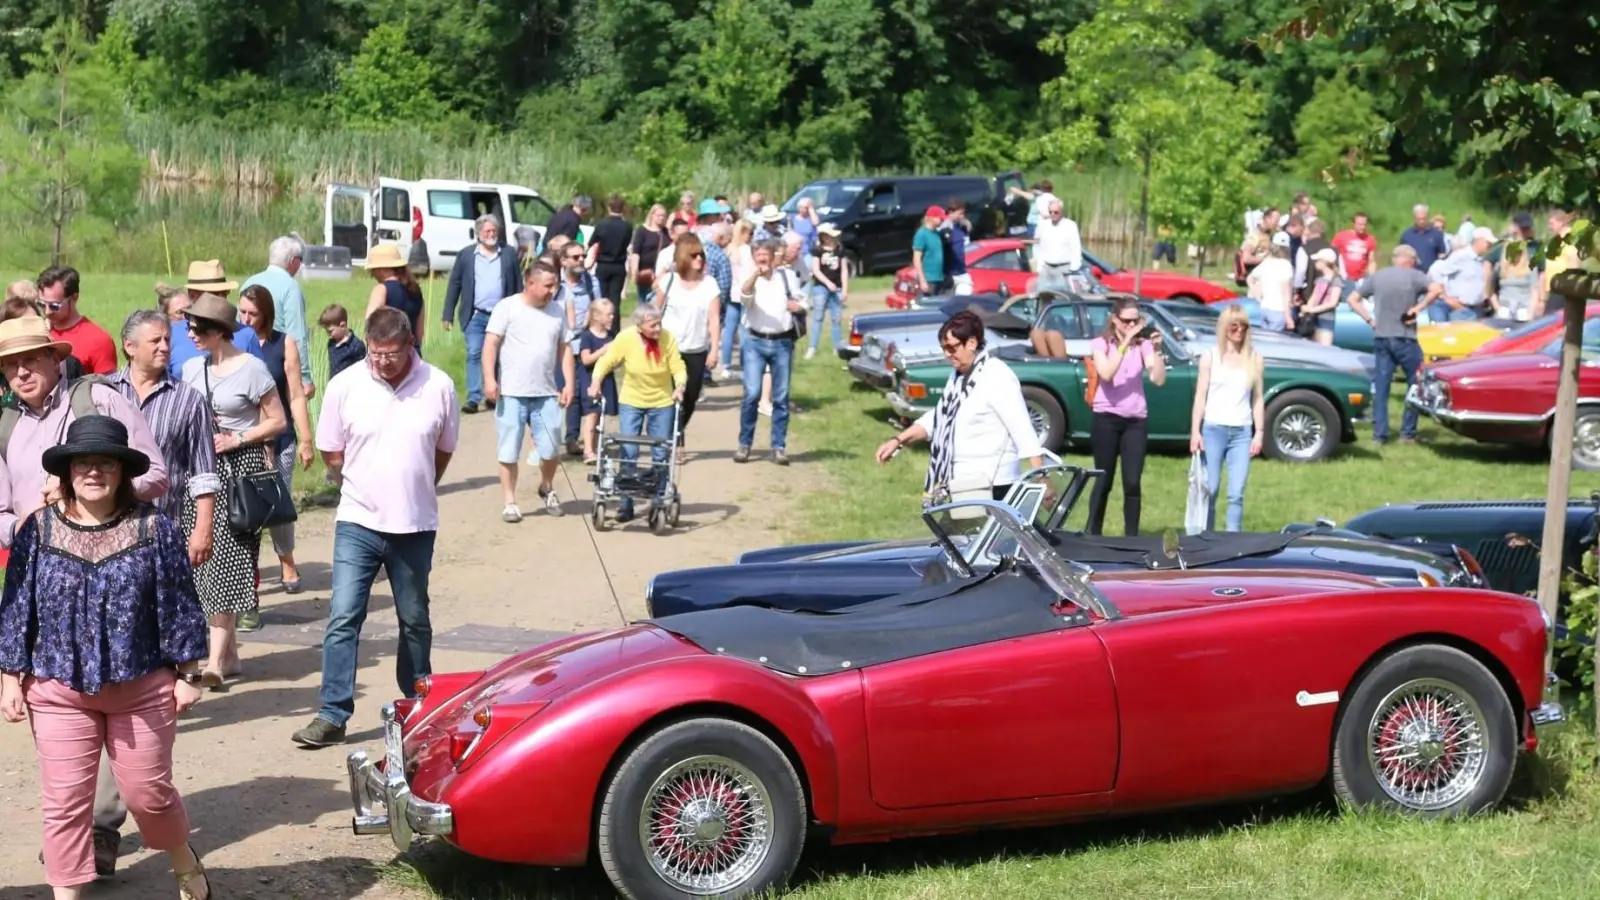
[[1332, 644, 1515, 818], [1365, 678, 1488, 811], [1264, 390, 1338, 462], [599, 718, 805, 900], [640, 755, 773, 894]]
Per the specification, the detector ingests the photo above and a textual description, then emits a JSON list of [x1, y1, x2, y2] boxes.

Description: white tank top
[[1203, 348, 1254, 428], [658, 275, 719, 353]]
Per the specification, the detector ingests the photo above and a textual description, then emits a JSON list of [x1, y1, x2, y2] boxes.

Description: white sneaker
[[714, 367, 732, 382], [501, 504, 523, 523], [804, 347, 816, 360], [543, 489, 565, 517], [758, 403, 773, 417]]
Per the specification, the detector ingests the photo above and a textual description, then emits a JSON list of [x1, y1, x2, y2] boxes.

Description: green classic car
[[886, 319, 1372, 463]]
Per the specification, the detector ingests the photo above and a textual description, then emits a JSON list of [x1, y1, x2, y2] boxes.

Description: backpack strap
[[0, 405, 19, 462], [68, 375, 108, 421]]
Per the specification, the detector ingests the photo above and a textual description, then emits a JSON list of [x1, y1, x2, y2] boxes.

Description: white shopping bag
[[1184, 452, 1211, 535]]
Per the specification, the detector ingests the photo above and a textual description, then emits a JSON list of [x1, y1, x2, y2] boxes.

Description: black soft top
[[1046, 531, 1297, 570], [647, 566, 1074, 677]]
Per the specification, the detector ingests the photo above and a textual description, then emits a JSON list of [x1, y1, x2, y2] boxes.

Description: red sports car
[[348, 503, 1561, 900], [884, 239, 1238, 308], [1409, 314, 1600, 469], [1470, 302, 1600, 357]]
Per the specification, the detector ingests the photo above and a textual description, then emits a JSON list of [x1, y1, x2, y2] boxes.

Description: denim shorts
[[495, 395, 563, 464]]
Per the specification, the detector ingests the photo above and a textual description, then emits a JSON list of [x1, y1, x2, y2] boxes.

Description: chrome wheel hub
[[641, 755, 772, 895], [1027, 402, 1049, 444], [1274, 407, 1325, 459], [1575, 415, 1600, 468], [1366, 678, 1488, 810]]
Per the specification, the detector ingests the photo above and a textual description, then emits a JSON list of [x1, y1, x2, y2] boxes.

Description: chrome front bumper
[[347, 703, 454, 851], [1532, 672, 1566, 729], [884, 390, 931, 421]]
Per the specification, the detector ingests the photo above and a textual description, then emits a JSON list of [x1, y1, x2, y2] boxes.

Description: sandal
[[200, 669, 225, 691], [175, 844, 212, 900]]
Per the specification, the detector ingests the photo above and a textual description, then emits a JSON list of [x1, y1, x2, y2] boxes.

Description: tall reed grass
[[1, 117, 1509, 274]]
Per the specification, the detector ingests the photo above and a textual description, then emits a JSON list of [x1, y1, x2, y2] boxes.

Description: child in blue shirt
[[576, 299, 618, 462]]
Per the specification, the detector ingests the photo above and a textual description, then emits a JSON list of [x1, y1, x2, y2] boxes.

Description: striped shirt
[[108, 368, 220, 522], [702, 239, 733, 303]]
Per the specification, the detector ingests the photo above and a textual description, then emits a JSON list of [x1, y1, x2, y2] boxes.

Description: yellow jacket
[[592, 326, 687, 409]]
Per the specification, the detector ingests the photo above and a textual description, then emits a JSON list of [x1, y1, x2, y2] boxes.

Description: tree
[[1032, 0, 1266, 286], [1148, 55, 1268, 274], [0, 19, 142, 265], [1291, 70, 1387, 185], [683, 0, 790, 143], [334, 21, 442, 127]]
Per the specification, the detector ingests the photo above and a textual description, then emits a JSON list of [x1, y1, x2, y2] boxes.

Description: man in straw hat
[[38, 266, 117, 375], [167, 259, 263, 380], [0, 316, 169, 877]]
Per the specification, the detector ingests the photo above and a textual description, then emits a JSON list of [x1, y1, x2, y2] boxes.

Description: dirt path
[[0, 380, 821, 900]]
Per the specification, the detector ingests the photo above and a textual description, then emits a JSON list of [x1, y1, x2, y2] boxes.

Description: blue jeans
[[719, 299, 743, 369], [1201, 423, 1253, 532], [463, 309, 492, 405], [317, 523, 437, 728], [1261, 309, 1287, 333], [1372, 337, 1423, 441], [808, 287, 844, 352], [740, 335, 793, 451], [617, 404, 674, 517]]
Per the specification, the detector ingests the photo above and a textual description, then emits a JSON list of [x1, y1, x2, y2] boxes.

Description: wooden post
[[1539, 271, 1599, 727]]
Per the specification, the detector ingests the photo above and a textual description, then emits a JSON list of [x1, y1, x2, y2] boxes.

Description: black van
[[781, 172, 1029, 274]]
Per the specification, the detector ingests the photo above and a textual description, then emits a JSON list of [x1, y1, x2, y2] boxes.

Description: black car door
[[855, 182, 902, 273]]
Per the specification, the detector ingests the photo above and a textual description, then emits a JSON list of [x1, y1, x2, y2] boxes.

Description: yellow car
[[1419, 320, 1506, 361]]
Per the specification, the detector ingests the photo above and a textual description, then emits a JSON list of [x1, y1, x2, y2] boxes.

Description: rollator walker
[[587, 403, 682, 533]]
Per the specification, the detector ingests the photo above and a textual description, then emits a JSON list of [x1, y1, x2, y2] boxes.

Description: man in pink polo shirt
[[291, 307, 460, 748]]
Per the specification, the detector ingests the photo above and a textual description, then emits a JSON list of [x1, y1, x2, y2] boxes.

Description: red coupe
[[884, 239, 1238, 308], [1470, 302, 1600, 357], [1409, 314, 1600, 470], [348, 503, 1561, 900]]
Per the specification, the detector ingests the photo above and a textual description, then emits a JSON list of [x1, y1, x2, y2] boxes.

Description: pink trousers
[[25, 669, 190, 887]]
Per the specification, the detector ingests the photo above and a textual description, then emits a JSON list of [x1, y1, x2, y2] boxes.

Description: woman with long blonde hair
[[1189, 304, 1265, 531], [717, 219, 759, 380], [628, 203, 671, 305]]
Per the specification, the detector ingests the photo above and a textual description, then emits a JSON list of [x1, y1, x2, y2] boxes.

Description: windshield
[[783, 181, 867, 217], [922, 499, 1112, 619]]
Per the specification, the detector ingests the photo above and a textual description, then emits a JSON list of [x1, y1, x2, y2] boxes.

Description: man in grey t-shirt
[[483, 262, 575, 522], [1349, 244, 1442, 444]]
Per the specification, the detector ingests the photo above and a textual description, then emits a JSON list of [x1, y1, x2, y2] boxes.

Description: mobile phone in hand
[[1136, 324, 1158, 342]]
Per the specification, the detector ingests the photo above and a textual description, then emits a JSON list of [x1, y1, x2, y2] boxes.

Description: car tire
[[1331, 644, 1516, 817], [1572, 406, 1600, 472], [597, 718, 807, 900], [1022, 385, 1066, 453], [1264, 390, 1338, 462]]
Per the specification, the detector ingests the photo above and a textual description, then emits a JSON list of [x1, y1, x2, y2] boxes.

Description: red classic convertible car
[[1409, 315, 1600, 470], [884, 238, 1238, 308], [348, 502, 1561, 900]]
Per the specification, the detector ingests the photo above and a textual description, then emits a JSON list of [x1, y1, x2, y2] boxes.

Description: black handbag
[[205, 362, 297, 534]]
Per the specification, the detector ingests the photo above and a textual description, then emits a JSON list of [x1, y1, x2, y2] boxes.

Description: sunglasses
[[940, 340, 967, 355], [1116, 316, 1141, 325], [690, 252, 705, 260], [1228, 322, 1249, 331], [71, 458, 121, 474], [564, 254, 584, 261]]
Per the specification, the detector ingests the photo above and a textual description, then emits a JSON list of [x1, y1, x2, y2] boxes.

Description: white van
[[323, 177, 592, 273]]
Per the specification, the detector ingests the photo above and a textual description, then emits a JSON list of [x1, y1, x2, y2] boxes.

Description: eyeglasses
[[564, 253, 585, 261], [43, 302, 65, 312], [690, 252, 705, 260], [70, 458, 121, 474], [369, 348, 410, 362]]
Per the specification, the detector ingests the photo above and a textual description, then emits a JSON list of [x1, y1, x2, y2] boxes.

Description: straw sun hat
[[364, 243, 407, 270]]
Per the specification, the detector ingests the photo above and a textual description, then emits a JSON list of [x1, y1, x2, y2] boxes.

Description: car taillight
[[414, 676, 432, 698], [412, 206, 424, 242], [450, 701, 548, 769], [850, 324, 862, 346], [393, 697, 418, 723], [905, 383, 927, 400]]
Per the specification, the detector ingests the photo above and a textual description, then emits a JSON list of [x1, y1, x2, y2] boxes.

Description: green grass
[[375, 273, 1600, 900], [5, 270, 468, 500]]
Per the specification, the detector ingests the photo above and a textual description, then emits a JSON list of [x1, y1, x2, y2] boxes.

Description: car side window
[[510, 194, 555, 227], [379, 187, 410, 221], [1082, 303, 1111, 337], [427, 190, 470, 219], [972, 250, 1026, 271], [863, 184, 898, 215], [1040, 304, 1087, 338], [1582, 318, 1600, 360]]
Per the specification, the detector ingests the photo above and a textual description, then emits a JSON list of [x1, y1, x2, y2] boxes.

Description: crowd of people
[[0, 234, 454, 898]]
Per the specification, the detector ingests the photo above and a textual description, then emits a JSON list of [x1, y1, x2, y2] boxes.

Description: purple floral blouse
[[0, 505, 207, 694]]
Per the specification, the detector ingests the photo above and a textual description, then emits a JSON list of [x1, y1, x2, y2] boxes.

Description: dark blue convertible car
[[646, 467, 1488, 617]]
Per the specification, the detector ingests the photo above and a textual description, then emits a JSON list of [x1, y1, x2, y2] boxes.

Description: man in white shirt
[[1033, 200, 1083, 293], [483, 261, 576, 522], [736, 241, 807, 465]]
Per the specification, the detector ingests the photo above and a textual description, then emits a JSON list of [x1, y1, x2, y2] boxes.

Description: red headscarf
[[642, 331, 662, 364]]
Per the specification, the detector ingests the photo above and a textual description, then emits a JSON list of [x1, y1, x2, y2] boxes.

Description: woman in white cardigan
[[875, 310, 1044, 505]]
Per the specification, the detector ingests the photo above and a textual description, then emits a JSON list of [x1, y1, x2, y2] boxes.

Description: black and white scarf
[[924, 351, 992, 506]]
